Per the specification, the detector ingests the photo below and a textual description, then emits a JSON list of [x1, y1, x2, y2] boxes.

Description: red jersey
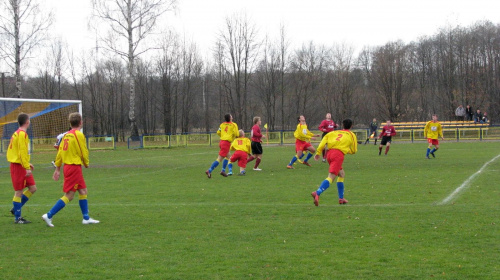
[[318, 119, 337, 133], [379, 125, 396, 137], [251, 124, 263, 142]]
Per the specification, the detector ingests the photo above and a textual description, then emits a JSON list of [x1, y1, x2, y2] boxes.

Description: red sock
[[247, 155, 255, 163], [254, 158, 261, 168], [385, 146, 390, 154]]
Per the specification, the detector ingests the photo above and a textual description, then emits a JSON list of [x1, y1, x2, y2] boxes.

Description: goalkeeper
[[311, 119, 358, 206]]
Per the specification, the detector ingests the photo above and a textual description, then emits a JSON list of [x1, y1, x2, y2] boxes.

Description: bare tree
[[92, 0, 176, 138], [217, 13, 259, 127], [0, 0, 53, 97]]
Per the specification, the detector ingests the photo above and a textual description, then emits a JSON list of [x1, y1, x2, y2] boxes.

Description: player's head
[[373, 118, 377, 122], [238, 129, 245, 137], [432, 114, 438, 121], [325, 113, 331, 120], [69, 112, 82, 128], [386, 120, 391, 125], [224, 114, 232, 122], [342, 119, 353, 130], [253, 116, 261, 124], [17, 113, 30, 127], [298, 115, 305, 123]]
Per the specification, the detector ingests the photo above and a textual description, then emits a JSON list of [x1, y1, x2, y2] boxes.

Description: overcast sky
[[41, 0, 500, 56]]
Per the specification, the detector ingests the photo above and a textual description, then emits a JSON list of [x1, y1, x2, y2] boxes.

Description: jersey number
[[335, 134, 343, 141], [62, 139, 70, 151], [238, 140, 243, 145]]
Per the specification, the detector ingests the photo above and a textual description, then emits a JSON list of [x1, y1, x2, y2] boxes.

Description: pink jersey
[[318, 119, 337, 133], [380, 125, 396, 137], [251, 124, 263, 142]]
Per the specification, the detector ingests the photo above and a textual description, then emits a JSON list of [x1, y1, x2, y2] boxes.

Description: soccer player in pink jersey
[[318, 113, 338, 162], [311, 119, 358, 206], [378, 120, 396, 156], [247, 116, 265, 171]]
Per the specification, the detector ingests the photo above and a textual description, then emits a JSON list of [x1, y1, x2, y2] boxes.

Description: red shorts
[[63, 164, 87, 193], [10, 163, 35, 191], [295, 139, 312, 153], [427, 138, 439, 145], [230, 150, 248, 168], [219, 140, 231, 157], [326, 149, 345, 176]]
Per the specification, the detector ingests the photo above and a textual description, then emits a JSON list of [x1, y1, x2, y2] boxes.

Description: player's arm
[[350, 133, 358, 154], [392, 127, 397, 136], [18, 132, 31, 170], [318, 120, 326, 132], [315, 134, 328, 157], [77, 132, 90, 168], [424, 123, 429, 138]]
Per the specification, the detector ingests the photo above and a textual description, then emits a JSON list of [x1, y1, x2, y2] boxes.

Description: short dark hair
[[224, 114, 231, 122], [17, 113, 29, 126], [69, 112, 82, 128], [342, 119, 353, 130]]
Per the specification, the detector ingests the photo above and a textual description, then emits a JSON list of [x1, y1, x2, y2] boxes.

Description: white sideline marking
[[438, 153, 500, 205]]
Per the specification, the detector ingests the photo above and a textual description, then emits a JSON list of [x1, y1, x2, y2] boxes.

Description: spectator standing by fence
[[465, 105, 474, 121], [455, 105, 466, 121]]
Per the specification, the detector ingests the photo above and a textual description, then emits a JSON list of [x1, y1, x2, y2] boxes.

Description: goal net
[[0, 97, 82, 154]]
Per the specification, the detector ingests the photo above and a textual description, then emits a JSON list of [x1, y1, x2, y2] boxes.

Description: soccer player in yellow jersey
[[287, 115, 320, 169], [7, 113, 37, 224], [42, 113, 99, 227], [205, 114, 239, 178], [424, 114, 444, 159], [311, 119, 357, 206], [227, 130, 252, 176]]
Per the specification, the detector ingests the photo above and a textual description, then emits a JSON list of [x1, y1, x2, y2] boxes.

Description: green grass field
[[1, 141, 499, 279]]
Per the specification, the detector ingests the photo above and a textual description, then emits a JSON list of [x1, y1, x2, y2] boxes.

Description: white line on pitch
[[438, 153, 500, 205]]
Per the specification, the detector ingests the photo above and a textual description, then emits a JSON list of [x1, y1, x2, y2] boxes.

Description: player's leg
[[426, 139, 432, 158], [385, 142, 391, 155], [42, 191, 74, 227], [12, 190, 24, 222], [337, 170, 348, 204], [430, 143, 439, 157], [288, 150, 303, 168], [79, 188, 99, 224], [207, 155, 224, 178]]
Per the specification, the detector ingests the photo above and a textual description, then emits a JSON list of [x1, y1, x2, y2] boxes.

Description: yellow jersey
[[54, 129, 89, 167], [316, 130, 358, 155], [230, 137, 251, 154], [424, 121, 443, 140], [217, 122, 239, 142], [294, 123, 314, 141], [6, 129, 31, 170]]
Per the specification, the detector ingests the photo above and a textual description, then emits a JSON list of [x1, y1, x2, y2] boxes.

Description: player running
[[424, 114, 444, 159], [311, 119, 358, 206], [378, 120, 396, 156], [205, 114, 239, 178], [287, 115, 320, 169]]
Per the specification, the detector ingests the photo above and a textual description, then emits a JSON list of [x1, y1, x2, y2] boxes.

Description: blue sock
[[228, 163, 233, 173], [221, 158, 228, 172], [337, 182, 345, 199], [289, 156, 298, 166], [48, 199, 67, 219], [316, 179, 331, 196], [13, 201, 22, 220], [21, 194, 29, 206], [304, 152, 313, 162], [208, 160, 219, 172], [79, 199, 89, 220], [426, 148, 430, 157], [299, 153, 305, 159], [431, 148, 436, 154]]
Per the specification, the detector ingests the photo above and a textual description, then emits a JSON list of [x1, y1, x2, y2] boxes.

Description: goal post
[[0, 97, 82, 152]]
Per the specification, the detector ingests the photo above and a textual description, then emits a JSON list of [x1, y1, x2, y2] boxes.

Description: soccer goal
[[0, 97, 82, 152]]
